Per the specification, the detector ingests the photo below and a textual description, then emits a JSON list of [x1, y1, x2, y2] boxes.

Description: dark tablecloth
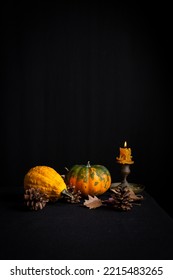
[[0, 187, 173, 260]]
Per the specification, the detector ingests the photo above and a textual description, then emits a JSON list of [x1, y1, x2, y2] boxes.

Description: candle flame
[[124, 141, 127, 148]]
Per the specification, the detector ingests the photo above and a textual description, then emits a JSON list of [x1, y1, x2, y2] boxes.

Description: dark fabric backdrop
[[1, 1, 172, 216]]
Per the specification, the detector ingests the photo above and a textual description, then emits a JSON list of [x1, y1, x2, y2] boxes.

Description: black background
[[1, 1, 172, 216]]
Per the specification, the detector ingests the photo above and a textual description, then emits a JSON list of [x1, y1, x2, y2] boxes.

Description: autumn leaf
[[83, 195, 103, 209], [127, 188, 144, 201]]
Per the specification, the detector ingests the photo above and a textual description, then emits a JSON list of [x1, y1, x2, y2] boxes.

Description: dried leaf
[[127, 188, 144, 201], [83, 195, 103, 209], [102, 197, 116, 206]]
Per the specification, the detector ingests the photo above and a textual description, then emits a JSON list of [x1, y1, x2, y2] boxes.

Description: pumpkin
[[66, 161, 111, 197], [24, 165, 67, 201]]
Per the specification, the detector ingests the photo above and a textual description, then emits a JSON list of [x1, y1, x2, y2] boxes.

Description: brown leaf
[[83, 195, 103, 209], [127, 188, 144, 201]]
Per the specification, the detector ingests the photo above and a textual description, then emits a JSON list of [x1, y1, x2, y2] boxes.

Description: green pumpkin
[[66, 161, 111, 197]]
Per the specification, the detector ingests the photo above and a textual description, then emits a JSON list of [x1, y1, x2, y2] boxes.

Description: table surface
[[0, 187, 173, 260]]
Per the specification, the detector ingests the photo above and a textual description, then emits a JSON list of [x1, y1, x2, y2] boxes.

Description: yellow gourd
[[24, 165, 67, 201]]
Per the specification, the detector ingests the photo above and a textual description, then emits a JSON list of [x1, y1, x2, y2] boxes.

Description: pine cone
[[24, 188, 49, 211], [103, 186, 133, 211], [64, 185, 82, 203]]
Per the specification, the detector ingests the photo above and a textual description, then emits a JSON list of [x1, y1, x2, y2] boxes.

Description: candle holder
[[112, 141, 145, 193], [111, 162, 145, 194], [119, 163, 131, 189]]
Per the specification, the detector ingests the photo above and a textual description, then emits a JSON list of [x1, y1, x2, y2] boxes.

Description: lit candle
[[116, 141, 134, 164]]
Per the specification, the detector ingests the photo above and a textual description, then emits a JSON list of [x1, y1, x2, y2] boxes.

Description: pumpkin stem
[[86, 161, 91, 167]]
